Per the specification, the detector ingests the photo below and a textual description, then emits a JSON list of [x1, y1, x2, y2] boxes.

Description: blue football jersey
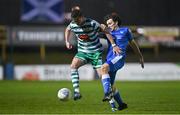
[[106, 27, 133, 61]]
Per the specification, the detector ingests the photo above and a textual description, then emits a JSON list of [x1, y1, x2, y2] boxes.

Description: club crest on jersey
[[78, 34, 89, 41]]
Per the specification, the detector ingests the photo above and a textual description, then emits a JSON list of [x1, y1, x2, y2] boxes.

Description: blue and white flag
[[21, 0, 64, 23]]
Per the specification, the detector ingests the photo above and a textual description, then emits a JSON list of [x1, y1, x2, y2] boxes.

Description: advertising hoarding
[[14, 64, 94, 81]]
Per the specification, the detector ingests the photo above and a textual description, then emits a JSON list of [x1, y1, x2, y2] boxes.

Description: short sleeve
[[91, 20, 101, 32], [66, 24, 71, 30], [126, 28, 133, 41]]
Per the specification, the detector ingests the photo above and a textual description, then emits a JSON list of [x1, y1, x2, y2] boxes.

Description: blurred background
[[0, 0, 180, 81]]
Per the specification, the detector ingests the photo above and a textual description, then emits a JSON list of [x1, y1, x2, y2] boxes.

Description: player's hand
[[139, 56, 144, 69], [113, 46, 121, 55], [65, 41, 73, 49], [100, 24, 106, 31], [101, 24, 111, 33]]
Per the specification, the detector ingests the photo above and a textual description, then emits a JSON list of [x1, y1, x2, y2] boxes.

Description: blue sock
[[101, 74, 111, 95], [114, 89, 123, 106]]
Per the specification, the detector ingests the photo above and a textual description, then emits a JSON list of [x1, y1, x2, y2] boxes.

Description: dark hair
[[71, 5, 80, 11], [71, 9, 83, 20], [104, 13, 122, 26]]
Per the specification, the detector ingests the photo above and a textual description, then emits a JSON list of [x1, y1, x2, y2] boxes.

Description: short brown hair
[[104, 13, 122, 26], [71, 9, 83, 20]]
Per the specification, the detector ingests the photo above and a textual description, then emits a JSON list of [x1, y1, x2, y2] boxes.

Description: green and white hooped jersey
[[67, 18, 103, 54]]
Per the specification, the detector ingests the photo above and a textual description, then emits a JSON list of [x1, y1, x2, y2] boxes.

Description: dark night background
[[0, 0, 180, 26]]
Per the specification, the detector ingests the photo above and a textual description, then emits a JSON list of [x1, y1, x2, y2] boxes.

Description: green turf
[[0, 80, 180, 114]]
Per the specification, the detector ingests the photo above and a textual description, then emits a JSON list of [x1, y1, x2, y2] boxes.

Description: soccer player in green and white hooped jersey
[[65, 9, 121, 101]]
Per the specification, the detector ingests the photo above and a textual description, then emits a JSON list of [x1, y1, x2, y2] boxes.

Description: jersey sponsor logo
[[78, 34, 89, 41]]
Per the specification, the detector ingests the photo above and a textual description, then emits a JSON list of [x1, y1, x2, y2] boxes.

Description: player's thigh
[[71, 57, 86, 69], [108, 58, 125, 72]]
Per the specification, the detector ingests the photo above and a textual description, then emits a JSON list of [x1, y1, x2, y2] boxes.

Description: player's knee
[[101, 64, 109, 73], [70, 64, 78, 69]]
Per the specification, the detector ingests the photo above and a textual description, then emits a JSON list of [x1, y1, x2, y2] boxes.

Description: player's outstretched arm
[[129, 39, 144, 68], [65, 27, 73, 49], [100, 24, 121, 55]]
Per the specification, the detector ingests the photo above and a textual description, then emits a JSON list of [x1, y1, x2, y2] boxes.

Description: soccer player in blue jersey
[[101, 13, 144, 111], [65, 9, 121, 101]]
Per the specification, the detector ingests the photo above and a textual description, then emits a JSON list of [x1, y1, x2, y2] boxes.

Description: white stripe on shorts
[[111, 55, 123, 64]]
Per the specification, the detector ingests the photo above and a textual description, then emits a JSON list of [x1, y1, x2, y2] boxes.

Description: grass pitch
[[0, 80, 180, 114]]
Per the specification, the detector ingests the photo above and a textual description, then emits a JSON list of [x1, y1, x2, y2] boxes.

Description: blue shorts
[[106, 55, 125, 85]]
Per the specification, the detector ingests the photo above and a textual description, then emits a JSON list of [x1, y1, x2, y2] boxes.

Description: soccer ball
[[57, 88, 71, 101]]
